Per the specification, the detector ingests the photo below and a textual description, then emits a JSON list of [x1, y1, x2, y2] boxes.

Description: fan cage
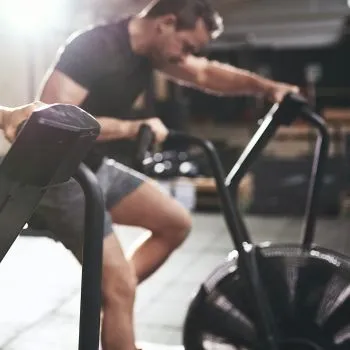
[[183, 244, 350, 350]]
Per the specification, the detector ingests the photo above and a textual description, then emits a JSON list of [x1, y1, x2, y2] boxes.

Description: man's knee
[[160, 203, 192, 250], [101, 237, 138, 306], [102, 261, 137, 306]]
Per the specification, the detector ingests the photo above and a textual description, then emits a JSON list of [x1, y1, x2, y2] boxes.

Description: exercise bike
[[136, 93, 350, 350], [0, 104, 104, 350]]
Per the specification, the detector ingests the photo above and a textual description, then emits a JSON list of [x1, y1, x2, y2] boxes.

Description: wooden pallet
[[193, 174, 254, 210], [323, 108, 350, 122]]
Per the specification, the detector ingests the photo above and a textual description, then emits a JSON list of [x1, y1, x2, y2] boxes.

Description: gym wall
[[0, 0, 151, 154]]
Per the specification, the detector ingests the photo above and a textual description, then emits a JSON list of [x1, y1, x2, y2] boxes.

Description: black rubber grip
[[134, 124, 155, 171]]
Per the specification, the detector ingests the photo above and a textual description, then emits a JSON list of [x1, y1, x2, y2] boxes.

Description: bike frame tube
[[135, 93, 330, 350], [299, 110, 329, 248], [74, 164, 104, 350]]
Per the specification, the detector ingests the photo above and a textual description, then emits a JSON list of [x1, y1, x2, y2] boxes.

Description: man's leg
[[101, 159, 192, 283], [101, 233, 138, 350], [35, 178, 139, 350]]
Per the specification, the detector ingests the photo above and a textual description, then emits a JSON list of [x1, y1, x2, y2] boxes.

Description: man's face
[[151, 16, 211, 65]]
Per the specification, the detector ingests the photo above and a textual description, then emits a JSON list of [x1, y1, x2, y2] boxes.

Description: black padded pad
[[0, 104, 100, 262]]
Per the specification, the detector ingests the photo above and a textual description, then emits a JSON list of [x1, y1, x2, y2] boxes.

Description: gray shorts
[[33, 157, 147, 255]]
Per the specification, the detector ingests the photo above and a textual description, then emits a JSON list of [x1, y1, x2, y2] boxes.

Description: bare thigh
[[99, 157, 191, 234], [109, 179, 191, 235]]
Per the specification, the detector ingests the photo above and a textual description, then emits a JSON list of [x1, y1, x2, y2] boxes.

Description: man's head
[[139, 0, 223, 65]]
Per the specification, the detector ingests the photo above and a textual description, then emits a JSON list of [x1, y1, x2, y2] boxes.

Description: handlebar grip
[[134, 124, 155, 171], [272, 92, 308, 126], [273, 92, 328, 137]]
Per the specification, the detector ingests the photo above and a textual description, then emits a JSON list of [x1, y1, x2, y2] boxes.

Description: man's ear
[[157, 14, 177, 34]]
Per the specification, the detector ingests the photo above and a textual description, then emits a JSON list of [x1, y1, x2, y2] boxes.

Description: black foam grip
[[134, 124, 155, 171], [273, 92, 309, 126], [6, 103, 100, 186]]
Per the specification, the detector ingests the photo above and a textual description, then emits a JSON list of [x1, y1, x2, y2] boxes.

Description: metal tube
[[300, 111, 330, 248], [167, 132, 280, 350], [74, 164, 104, 350]]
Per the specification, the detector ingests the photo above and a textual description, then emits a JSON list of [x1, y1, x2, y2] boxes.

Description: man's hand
[[134, 118, 169, 144], [2, 101, 46, 142], [266, 82, 300, 103]]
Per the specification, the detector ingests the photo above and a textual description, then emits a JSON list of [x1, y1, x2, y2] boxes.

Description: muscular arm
[[160, 55, 297, 100], [38, 70, 141, 141]]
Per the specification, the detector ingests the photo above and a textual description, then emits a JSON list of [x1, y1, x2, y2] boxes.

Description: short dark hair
[[140, 0, 223, 39]]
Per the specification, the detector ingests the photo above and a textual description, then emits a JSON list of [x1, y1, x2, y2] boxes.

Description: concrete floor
[[0, 213, 349, 349]]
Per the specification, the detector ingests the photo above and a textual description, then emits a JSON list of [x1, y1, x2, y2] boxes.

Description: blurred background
[[1, 0, 350, 348], [2, 0, 350, 215]]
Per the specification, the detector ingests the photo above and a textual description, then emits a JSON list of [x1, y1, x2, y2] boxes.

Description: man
[[37, 0, 299, 349], [0, 102, 43, 142]]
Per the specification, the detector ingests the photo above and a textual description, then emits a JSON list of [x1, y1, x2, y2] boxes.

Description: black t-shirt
[[54, 17, 154, 171]]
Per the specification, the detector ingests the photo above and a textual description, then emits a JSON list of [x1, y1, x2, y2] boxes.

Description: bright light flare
[[1, 0, 68, 36]]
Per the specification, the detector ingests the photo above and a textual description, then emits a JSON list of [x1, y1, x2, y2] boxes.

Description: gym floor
[[0, 213, 349, 349]]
